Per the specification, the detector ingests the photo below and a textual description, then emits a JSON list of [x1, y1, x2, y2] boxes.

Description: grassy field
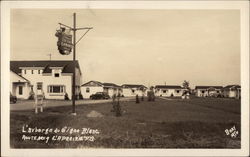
[[10, 97, 241, 148]]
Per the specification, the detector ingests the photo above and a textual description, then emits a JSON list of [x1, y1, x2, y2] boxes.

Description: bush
[[141, 95, 144, 101], [147, 91, 155, 101], [64, 93, 69, 100], [115, 101, 122, 117], [79, 92, 83, 100], [136, 95, 140, 103], [28, 91, 34, 100], [112, 94, 122, 117]]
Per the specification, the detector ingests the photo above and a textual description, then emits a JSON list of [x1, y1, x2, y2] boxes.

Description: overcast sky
[[11, 9, 240, 88]]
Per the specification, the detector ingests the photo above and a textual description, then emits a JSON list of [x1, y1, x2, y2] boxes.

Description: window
[[48, 85, 64, 93], [37, 82, 43, 90], [19, 86, 23, 95], [24, 70, 26, 74], [202, 90, 205, 93], [132, 89, 135, 93], [54, 73, 60, 77], [86, 87, 90, 93], [163, 90, 166, 93], [176, 90, 180, 93], [38, 70, 40, 74], [31, 70, 33, 74]]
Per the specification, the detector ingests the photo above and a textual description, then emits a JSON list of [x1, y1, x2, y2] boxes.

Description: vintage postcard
[[1, 1, 249, 156]]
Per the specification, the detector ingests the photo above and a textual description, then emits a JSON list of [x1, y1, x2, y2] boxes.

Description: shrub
[[136, 95, 140, 103], [79, 92, 83, 100], [64, 93, 69, 100], [28, 91, 34, 100], [113, 95, 122, 117], [141, 95, 144, 101], [147, 91, 155, 101]]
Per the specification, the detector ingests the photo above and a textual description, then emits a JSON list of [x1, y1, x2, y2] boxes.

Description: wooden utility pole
[[58, 13, 93, 115], [72, 13, 76, 115]]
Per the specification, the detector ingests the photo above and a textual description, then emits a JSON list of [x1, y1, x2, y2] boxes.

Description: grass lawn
[[10, 97, 241, 148]]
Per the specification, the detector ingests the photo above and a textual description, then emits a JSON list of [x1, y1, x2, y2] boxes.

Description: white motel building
[[195, 86, 223, 97], [222, 85, 241, 99], [81, 80, 122, 99], [154, 85, 183, 97], [10, 60, 82, 100], [121, 84, 147, 97]]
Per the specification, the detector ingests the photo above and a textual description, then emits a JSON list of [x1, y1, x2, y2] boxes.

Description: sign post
[[56, 13, 93, 115]]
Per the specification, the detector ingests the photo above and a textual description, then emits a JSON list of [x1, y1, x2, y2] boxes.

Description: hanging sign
[[55, 28, 73, 55]]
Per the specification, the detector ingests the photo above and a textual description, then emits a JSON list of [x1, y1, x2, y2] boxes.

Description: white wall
[[208, 90, 220, 96], [15, 83, 30, 99], [75, 68, 82, 86], [20, 68, 81, 100], [122, 88, 145, 97], [107, 88, 114, 97], [196, 89, 206, 97], [81, 86, 104, 99], [155, 89, 183, 97], [196, 89, 221, 97], [43, 74, 72, 99], [106, 88, 120, 97], [122, 88, 134, 97], [135, 90, 144, 96], [229, 91, 236, 98], [10, 71, 30, 99]]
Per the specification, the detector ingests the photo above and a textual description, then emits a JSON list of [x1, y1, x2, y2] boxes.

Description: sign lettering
[[55, 28, 73, 55]]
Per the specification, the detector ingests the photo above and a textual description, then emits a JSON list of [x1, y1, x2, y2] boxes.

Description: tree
[[182, 80, 191, 99], [182, 80, 190, 90]]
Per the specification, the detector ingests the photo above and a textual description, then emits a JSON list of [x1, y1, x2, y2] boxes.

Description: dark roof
[[155, 85, 182, 89], [10, 70, 30, 82], [223, 85, 241, 89], [81, 80, 103, 87], [103, 83, 120, 88], [10, 60, 81, 74], [122, 84, 147, 89], [81, 81, 121, 88], [195, 86, 223, 89]]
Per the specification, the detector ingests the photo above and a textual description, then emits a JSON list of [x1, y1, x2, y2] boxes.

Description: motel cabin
[[121, 84, 147, 97], [195, 86, 223, 97], [81, 81, 122, 99], [154, 85, 183, 97], [102, 83, 122, 97], [10, 60, 82, 100], [222, 85, 241, 99]]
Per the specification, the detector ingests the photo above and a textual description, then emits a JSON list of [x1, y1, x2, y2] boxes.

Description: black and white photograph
[[1, 1, 249, 156]]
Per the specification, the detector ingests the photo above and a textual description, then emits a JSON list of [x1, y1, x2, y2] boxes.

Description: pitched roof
[[122, 84, 147, 89], [223, 85, 241, 89], [81, 80, 103, 87], [81, 81, 121, 88], [155, 85, 182, 89], [103, 83, 121, 88], [195, 86, 223, 89], [10, 60, 81, 74], [10, 70, 30, 82]]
